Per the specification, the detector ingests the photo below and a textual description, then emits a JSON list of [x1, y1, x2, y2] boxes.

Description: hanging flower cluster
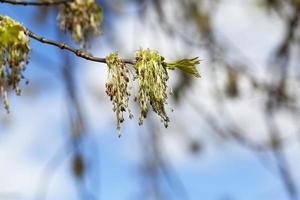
[[105, 53, 133, 130], [0, 15, 30, 113], [57, 0, 103, 46], [166, 57, 201, 78], [134, 48, 170, 127], [105, 48, 201, 131], [0, 14, 201, 132]]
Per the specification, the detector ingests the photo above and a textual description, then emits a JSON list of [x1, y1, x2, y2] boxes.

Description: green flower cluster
[[105, 53, 133, 130], [135, 48, 170, 127], [0, 15, 30, 112], [58, 0, 103, 46], [105, 49, 201, 132]]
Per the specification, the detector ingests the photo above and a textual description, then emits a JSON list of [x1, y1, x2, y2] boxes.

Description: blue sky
[[0, 1, 300, 200]]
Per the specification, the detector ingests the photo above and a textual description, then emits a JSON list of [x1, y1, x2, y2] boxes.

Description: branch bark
[[0, 0, 70, 6], [25, 29, 135, 65]]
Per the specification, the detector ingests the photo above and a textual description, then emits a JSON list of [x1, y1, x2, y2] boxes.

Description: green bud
[[166, 57, 201, 78]]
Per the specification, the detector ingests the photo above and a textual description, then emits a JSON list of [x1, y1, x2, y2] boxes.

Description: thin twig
[[0, 0, 70, 6], [26, 29, 135, 65]]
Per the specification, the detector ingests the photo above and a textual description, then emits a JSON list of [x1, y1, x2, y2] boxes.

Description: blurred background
[[1, 0, 300, 199]]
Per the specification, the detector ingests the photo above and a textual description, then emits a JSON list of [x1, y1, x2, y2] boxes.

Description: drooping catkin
[[0, 15, 30, 112], [105, 53, 133, 131], [134, 48, 170, 127]]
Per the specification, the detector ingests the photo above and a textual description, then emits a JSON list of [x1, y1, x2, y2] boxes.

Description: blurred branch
[[60, 26, 101, 198], [34, 138, 75, 200], [148, 119, 190, 200], [188, 99, 271, 151], [265, 110, 298, 200], [187, 99, 281, 175], [61, 39, 95, 199], [0, 0, 70, 6]]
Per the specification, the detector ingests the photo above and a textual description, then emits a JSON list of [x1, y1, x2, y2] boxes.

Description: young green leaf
[[167, 57, 201, 78]]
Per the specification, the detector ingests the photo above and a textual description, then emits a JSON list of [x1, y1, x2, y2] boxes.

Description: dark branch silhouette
[[0, 0, 70, 6]]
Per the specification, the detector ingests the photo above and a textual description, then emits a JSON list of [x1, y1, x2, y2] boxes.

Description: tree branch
[[0, 0, 70, 6], [25, 29, 135, 65]]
